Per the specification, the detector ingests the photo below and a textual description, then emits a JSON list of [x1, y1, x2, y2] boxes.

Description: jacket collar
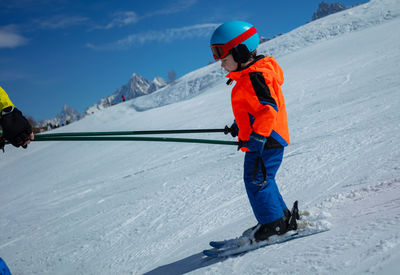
[[226, 55, 265, 82], [239, 55, 265, 71], [226, 55, 284, 87]]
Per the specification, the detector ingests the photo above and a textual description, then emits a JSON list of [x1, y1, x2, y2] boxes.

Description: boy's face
[[220, 54, 238, 72]]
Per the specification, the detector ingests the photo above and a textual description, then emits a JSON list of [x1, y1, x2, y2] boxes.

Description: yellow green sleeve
[[0, 86, 15, 112]]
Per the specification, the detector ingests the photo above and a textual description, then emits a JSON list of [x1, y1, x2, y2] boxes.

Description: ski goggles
[[210, 44, 230, 60], [210, 26, 257, 60]]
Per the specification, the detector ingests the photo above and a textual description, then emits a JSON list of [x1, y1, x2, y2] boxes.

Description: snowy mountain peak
[[62, 104, 73, 112], [152, 76, 167, 87], [312, 1, 348, 21], [59, 105, 80, 121], [40, 104, 81, 127], [84, 73, 167, 115]]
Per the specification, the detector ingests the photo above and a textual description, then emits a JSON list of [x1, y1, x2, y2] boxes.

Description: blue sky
[[0, 0, 366, 121]]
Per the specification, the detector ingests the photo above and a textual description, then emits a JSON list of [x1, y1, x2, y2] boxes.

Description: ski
[[203, 227, 328, 258], [208, 216, 312, 250], [209, 240, 229, 249]]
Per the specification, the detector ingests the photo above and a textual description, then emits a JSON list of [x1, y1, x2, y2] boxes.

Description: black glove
[[224, 121, 239, 138], [0, 107, 32, 148], [0, 138, 6, 152], [237, 139, 248, 151]]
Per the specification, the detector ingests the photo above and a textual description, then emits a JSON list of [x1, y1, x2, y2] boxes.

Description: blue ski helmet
[[210, 21, 259, 62]]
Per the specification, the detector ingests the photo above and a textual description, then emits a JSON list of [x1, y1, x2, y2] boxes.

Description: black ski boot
[[252, 216, 289, 241], [242, 206, 292, 237], [247, 201, 300, 242], [242, 224, 258, 237]]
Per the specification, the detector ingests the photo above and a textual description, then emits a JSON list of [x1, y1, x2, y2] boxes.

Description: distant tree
[[26, 116, 48, 133], [167, 69, 177, 84]]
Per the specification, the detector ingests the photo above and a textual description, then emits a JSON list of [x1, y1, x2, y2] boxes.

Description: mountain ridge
[[84, 73, 166, 115]]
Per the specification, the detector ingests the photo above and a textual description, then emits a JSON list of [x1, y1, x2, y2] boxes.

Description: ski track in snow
[[1, 0, 400, 274]]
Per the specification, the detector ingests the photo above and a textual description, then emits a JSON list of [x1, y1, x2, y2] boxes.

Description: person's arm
[[0, 86, 34, 148], [0, 86, 15, 111]]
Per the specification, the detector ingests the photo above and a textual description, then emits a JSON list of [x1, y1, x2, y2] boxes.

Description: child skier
[[210, 21, 297, 242]]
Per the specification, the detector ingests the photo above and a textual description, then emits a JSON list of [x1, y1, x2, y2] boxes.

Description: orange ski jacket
[[226, 55, 290, 147]]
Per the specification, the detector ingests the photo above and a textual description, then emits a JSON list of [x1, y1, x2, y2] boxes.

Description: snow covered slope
[[1, 0, 400, 274]]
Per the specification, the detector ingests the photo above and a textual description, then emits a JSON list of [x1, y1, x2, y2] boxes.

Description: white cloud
[[99, 0, 198, 30], [0, 70, 30, 81], [87, 23, 218, 50], [143, 0, 198, 18], [104, 11, 139, 29], [0, 25, 28, 49], [34, 15, 89, 30]]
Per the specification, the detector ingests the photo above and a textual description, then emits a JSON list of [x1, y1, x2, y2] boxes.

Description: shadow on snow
[[143, 252, 226, 275]]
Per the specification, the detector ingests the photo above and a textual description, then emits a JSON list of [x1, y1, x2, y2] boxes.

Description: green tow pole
[[34, 135, 238, 146], [35, 128, 228, 138], [1, 127, 238, 148]]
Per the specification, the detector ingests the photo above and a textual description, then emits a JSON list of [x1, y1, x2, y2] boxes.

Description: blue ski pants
[[243, 147, 288, 224], [0, 257, 11, 275]]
